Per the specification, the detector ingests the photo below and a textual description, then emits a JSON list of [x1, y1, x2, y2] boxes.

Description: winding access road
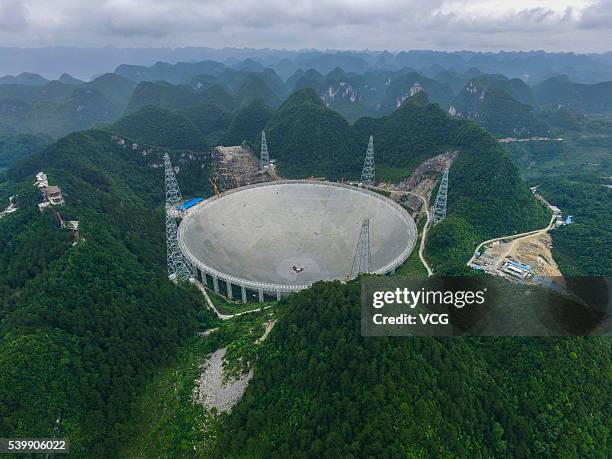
[[191, 278, 271, 320], [364, 184, 433, 276], [408, 192, 434, 276], [467, 213, 556, 268]]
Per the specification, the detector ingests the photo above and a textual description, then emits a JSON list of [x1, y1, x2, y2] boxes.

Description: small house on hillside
[[43, 186, 65, 205]]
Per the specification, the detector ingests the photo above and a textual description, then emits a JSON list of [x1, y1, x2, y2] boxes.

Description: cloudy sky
[[0, 0, 611, 52]]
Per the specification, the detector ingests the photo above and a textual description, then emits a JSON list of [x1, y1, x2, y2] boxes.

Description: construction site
[[209, 133, 278, 193], [468, 187, 570, 292]]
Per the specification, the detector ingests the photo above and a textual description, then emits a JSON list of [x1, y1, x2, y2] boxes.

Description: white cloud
[[0, 0, 609, 51], [0, 0, 28, 32]]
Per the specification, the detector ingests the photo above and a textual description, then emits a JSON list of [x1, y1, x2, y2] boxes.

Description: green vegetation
[[534, 76, 612, 113], [234, 74, 282, 109], [394, 247, 427, 277], [265, 89, 361, 179], [126, 81, 205, 114], [505, 133, 612, 181], [462, 87, 546, 136], [327, 98, 374, 123], [1, 73, 608, 459], [83, 73, 136, 113], [177, 103, 232, 141], [426, 216, 481, 275], [375, 164, 411, 183], [115, 335, 222, 458], [381, 71, 454, 111], [0, 129, 216, 455], [221, 99, 274, 146], [117, 309, 275, 458], [448, 74, 554, 136], [110, 105, 208, 150], [448, 122, 549, 237], [216, 280, 611, 458], [354, 91, 451, 168], [0, 86, 117, 138], [538, 176, 612, 276], [207, 290, 274, 316], [0, 75, 135, 138], [198, 85, 239, 113], [394, 210, 427, 277], [502, 115, 611, 278], [0, 133, 48, 168]]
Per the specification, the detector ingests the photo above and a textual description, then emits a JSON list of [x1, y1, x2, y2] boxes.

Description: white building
[[43, 186, 65, 205]]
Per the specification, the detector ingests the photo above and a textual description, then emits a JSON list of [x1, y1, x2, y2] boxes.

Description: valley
[[0, 46, 609, 458]]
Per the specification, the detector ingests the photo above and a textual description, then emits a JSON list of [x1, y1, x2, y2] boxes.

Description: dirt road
[[365, 184, 433, 276], [467, 214, 556, 267]]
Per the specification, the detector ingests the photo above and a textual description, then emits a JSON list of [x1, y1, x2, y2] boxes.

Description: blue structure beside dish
[[177, 198, 204, 212]]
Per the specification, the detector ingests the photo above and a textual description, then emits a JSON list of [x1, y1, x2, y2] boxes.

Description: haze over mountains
[[3, 50, 612, 149], [4, 47, 612, 83]]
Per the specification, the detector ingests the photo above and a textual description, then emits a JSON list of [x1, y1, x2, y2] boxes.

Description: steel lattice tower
[[432, 168, 449, 225], [260, 130, 270, 169], [350, 219, 371, 278], [164, 153, 192, 283], [360, 135, 375, 185]]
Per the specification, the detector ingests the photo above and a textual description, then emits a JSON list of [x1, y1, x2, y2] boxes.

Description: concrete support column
[[212, 276, 219, 294], [258, 288, 264, 302], [226, 281, 233, 300], [390, 267, 396, 275], [276, 290, 281, 301], [241, 286, 247, 303]]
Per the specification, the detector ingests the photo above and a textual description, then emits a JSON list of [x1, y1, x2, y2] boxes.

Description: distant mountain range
[[4, 47, 612, 83], [3, 53, 612, 140], [0, 73, 135, 138], [534, 76, 612, 113]]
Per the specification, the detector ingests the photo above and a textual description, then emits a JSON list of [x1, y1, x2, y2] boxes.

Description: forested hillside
[[538, 177, 612, 276], [0, 133, 48, 169], [125, 81, 205, 113], [264, 89, 362, 179], [534, 76, 612, 113], [0, 130, 216, 455], [217, 280, 611, 458], [452, 87, 546, 136], [177, 103, 232, 143], [0, 75, 136, 138], [110, 105, 208, 151], [221, 99, 274, 146], [352, 92, 549, 272]]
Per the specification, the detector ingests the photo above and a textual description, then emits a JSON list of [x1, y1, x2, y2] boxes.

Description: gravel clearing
[[192, 347, 253, 413]]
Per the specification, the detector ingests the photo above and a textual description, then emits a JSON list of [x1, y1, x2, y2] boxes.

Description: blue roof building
[[177, 198, 204, 212]]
